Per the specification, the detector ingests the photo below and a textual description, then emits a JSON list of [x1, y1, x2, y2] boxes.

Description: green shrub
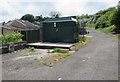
[[111, 5, 120, 32], [51, 51, 56, 53], [54, 48, 61, 52], [95, 7, 116, 29], [58, 49, 68, 53], [54, 48, 68, 53], [0, 33, 24, 44]]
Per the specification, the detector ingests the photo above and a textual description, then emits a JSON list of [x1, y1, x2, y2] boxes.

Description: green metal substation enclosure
[[42, 17, 79, 43]]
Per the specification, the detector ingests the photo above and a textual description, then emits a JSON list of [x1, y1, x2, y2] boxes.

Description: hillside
[[80, 5, 120, 39]]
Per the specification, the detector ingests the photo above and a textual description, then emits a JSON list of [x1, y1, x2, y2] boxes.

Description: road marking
[[58, 78, 62, 80]]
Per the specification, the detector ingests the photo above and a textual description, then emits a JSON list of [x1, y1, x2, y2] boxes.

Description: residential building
[[6, 19, 40, 30]]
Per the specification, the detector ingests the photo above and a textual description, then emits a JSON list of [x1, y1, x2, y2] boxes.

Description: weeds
[[79, 36, 87, 42], [28, 47, 35, 52], [62, 55, 70, 58], [42, 62, 48, 65], [47, 49, 51, 53], [34, 58, 37, 60], [47, 48, 69, 53]]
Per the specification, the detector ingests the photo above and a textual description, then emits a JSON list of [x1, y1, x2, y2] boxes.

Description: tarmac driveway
[[2, 28, 118, 80]]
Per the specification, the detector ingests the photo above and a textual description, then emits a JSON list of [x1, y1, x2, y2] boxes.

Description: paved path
[[2, 28, 118, 80], [0, 55, 2, 82]]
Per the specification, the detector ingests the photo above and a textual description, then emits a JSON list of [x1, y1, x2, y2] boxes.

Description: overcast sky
[[0, 0, 119, 22]]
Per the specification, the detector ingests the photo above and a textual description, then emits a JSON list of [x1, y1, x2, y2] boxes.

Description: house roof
[[6, 19, 40, 30], [4, 25, 24, 30], [0, 24, 24, 30], [17, 19, 40, 30]]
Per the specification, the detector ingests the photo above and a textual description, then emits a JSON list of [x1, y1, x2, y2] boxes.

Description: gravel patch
[[2, 48, 73, 74]]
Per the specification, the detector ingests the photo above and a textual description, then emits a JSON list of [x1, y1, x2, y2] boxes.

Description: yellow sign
[[54, 22, 56, 27]]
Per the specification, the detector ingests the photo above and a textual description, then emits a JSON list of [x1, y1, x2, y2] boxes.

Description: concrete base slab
[[27, 42, 75, 49]]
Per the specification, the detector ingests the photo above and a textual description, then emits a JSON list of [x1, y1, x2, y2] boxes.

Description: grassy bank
[[97, 25, 115, 33], [86, 24, 95, 28], [97, 25, 120, 39]]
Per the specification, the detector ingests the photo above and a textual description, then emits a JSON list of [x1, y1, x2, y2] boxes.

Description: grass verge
[[115, 34, 120, 40], [71, 36, 90, 51]]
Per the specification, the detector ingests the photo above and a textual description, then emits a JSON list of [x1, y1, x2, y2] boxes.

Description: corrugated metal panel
[[42, 17, 79, 43], [21, 30, 40, 43]]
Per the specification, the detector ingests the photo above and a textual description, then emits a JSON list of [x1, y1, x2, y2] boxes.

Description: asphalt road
[[2, 28, 118, 80]]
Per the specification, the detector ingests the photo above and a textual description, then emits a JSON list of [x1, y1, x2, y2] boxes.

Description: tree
[[49, 11, 61, 18], [111, 2, 120, 32], [43, 16, 50, 19], [35, 15, 43, 21], [21, 14, 35, 23], [95, 7, 116, 29]]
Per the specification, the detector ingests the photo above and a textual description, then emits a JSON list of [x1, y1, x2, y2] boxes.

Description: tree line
[[21, 11, 61, 23]]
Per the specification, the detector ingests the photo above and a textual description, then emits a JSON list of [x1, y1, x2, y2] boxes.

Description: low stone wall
[[0, 41, 26, 54]]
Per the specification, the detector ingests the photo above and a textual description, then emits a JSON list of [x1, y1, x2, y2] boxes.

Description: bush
[[92, 7, 116, 29], [54, 48, 61, 52], [0, 33, 24, 44], [111, 6, 120, 33]]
